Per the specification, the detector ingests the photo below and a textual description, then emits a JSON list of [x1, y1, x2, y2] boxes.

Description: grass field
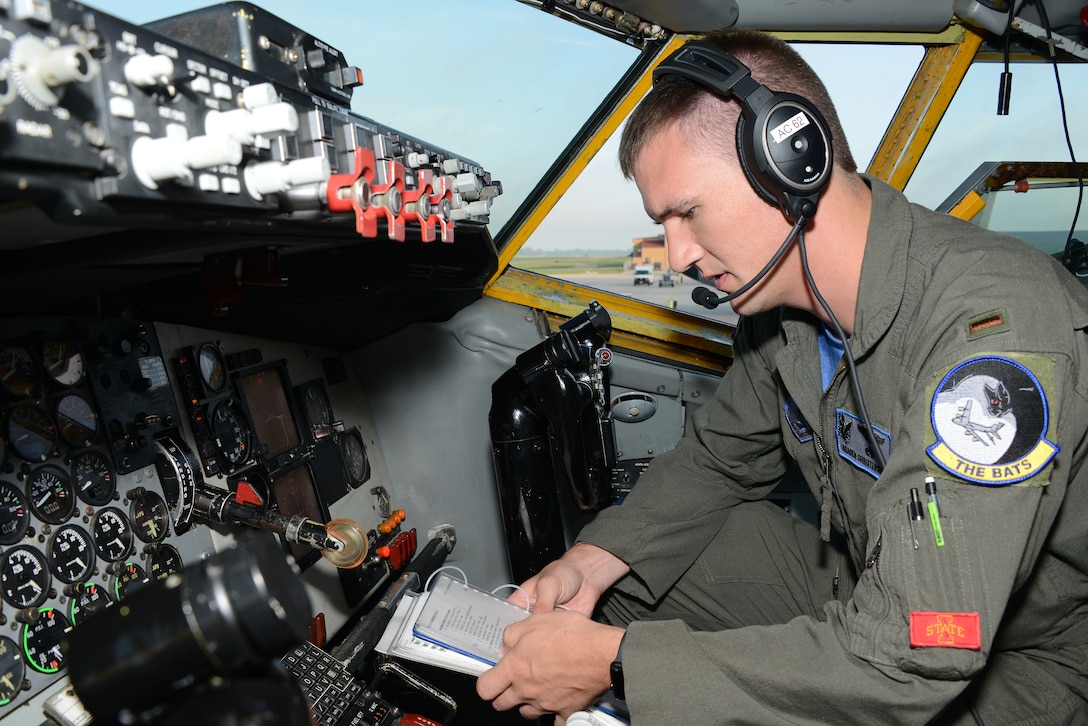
[[513, 255, 627, 275]]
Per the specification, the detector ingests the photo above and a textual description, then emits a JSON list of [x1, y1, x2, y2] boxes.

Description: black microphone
[[688, 209, 815, 311], [692, 286, 730, 309]]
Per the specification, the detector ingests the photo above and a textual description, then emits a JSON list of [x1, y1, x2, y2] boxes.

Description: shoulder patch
[[927, 355, 1058, 486]]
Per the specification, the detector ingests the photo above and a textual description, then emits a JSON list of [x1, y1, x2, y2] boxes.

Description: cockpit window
[[906, 59, 1088, 268]]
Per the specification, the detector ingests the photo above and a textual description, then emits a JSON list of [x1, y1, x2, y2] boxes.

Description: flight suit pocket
[[850, 507, 990, 680]]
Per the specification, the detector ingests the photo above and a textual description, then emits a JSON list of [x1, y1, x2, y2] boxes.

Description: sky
[[84, 1, 1088, 251]]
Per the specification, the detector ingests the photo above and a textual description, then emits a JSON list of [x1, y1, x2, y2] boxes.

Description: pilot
[[477, 28, 1088, 725]]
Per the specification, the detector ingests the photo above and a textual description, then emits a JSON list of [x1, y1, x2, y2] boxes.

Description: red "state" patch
[[909, 612, 981, 650]]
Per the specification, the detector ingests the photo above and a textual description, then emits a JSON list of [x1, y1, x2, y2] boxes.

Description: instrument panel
[[0, 0, 503, 353], [0, 0, 501, 242], [0, 318, 400, 721], [0, 0, 471, 719], [0, 320, 212, 715]]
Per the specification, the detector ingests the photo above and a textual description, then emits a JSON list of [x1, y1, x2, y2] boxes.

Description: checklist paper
[[411, 573, 531, 666]]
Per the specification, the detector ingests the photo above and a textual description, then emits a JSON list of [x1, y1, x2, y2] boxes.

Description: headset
[[652, 40, 833, 309], [652, 40, 833, 221]]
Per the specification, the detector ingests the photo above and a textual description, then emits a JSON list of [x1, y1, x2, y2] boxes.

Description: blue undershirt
[[818, 323, 846, 391]]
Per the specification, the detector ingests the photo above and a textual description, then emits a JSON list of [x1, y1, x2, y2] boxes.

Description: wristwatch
[[609, 632, 627, 701]]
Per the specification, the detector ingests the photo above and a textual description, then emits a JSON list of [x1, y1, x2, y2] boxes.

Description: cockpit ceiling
[[606, 0, 1088, 43], [606, 0, 954, 34]]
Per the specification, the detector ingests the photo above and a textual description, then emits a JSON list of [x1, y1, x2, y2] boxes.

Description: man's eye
[[681, 208, 696, 219]]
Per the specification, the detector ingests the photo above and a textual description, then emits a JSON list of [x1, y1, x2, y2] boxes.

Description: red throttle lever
[[402, 169, 455, 243], [327, 146, 407, 241]]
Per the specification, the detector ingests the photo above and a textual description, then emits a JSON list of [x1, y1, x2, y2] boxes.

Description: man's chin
[[726, 292, 764, 317]]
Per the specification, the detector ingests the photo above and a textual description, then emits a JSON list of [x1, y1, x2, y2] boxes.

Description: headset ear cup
[[736, 95, 832, 219], [735, 112, 781, 209]]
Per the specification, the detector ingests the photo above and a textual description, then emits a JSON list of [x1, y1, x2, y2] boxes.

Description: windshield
[[906, 58, 1088, 264], [95, 0, 642, 238]]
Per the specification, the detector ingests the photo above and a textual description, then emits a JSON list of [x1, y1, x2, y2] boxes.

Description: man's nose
[[664, 225, 703, 273]]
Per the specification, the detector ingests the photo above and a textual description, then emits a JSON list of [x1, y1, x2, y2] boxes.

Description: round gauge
[[153, 438, 197, 533], [53, 392, 98, 448], [339, 430, 370, 488], [0, 636, 25, 706], [23, 608, 68, 674], [197, 343, 227, 394], [0, 346, 38, 399], [26, 466, 75, 525], [41, 340, 85, 387], [0, 481, 30, 546], [112, 561, 148, 600], [7, 404, 56, 463], [47, 525, 94, 584], [72, 449, 116, 506], [68, 581, 113, 626], [149, 544, 183, 581], [210, 400, 251, 468], [129, 489, 169, 543], [0, 546, 50, 609], [302, 382, 332, 430], [91, 507, 132, 562]]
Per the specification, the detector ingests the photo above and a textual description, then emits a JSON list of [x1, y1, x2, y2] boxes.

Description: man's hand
[[476, 610, 625, 722], [511, 543, 630, 616]]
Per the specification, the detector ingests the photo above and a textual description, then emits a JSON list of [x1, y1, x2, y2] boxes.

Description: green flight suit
[[580, 176, 1088, 724]]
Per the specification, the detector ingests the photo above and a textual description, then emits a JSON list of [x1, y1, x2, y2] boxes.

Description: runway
[[556, 271, 740, 326]]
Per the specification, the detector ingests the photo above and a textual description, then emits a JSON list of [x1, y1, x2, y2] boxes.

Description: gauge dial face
[[42, 340, 85, 387], [23, 608, 68, 674], [72, 449, 116, 506], [27, 466, 75, 525], [91, 507, 132, 562], [1, 546, 50, 609], [302, 382, 332, 430], [211, 400, 251, 467], [7, 404, 56, 463], [198, 343, 227, 394], [53, 392, 98, 448], [47, 525, 94, 584], [0, 346, 38, 399], [153, 439, 197, 531], [340, 431, 370, 487], [130, 490, 169, 543], [149, 544, 183, 581], [69, 582, 113, 626], [0, 636, 25, 706], [0, 481, 30, 546], [113, 562, 148, 600]]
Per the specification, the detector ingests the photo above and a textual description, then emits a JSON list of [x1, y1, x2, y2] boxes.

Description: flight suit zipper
[[866, 535, 883, 571], [815, 358, 873, 586], [814, 361, 849, 544]]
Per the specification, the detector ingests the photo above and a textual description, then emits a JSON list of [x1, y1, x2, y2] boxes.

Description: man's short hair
[[618, 29, 857, 181]]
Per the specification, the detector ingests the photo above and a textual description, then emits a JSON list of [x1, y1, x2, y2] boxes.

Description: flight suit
[[579, 176, 1088, 724]]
